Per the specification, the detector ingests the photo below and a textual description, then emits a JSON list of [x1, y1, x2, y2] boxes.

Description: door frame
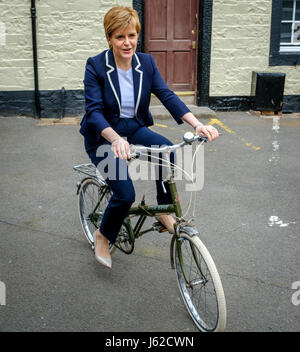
[[133, 0, 213, 106], [144, 0, 199, 92]]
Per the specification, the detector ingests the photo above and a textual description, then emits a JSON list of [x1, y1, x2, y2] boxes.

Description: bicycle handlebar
[[129, 132, 208, 159]]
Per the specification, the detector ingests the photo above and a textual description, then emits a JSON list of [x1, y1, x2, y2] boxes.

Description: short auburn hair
[[104, 6, 141, 40]]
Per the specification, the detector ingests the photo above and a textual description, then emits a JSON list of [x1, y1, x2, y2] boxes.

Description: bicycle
[[73, 131, 227, 332]]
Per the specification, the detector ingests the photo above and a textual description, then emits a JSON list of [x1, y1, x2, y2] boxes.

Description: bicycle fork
[[170, 228, 207, 288]]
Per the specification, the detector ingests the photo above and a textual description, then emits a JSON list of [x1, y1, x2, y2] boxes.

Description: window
[[270, 0, 300, 66], [280, 0, 300, 52]]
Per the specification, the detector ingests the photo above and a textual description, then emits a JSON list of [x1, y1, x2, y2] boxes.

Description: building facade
[[0, 0, 299, 117]]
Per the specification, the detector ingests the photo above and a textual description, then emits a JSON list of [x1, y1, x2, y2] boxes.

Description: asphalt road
[[0, 111, 299, 332]]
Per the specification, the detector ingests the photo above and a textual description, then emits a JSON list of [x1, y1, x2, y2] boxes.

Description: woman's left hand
[[195, 124, 219, 141]]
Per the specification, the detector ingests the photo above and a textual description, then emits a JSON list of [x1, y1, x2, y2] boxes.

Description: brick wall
[[0, 0, 132, 92], [0, 1, 33, 91], [210, 0, 300, 96], [0, 0, 298, 111]]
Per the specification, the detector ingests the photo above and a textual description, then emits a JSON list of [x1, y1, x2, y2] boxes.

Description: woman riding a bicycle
[[80, 6, 219, 268]]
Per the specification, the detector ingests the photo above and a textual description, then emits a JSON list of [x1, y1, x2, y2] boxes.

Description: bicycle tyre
[[78, 178, 115, 253], [174, 233, 226, 332]]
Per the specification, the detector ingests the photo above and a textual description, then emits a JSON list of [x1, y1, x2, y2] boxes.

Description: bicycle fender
[[179, 225, 199, 236]]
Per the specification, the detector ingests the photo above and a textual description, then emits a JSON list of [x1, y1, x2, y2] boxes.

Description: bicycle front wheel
[[174, 233, 226, 332], [78, 178, 111, 247]]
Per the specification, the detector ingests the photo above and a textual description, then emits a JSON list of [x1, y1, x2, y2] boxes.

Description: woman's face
[[108, 24, 138, 64]]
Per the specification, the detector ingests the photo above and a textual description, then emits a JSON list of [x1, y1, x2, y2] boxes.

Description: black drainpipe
[[30, 0, 41, 118]]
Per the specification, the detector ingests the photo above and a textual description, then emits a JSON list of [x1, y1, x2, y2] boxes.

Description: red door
[[145, 0, 199, 91]]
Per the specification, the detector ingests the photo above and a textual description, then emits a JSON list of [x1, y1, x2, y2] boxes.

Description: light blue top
[[117, 67, 135, 118]]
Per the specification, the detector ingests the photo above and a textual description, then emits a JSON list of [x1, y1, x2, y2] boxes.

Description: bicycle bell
[[183, 131, 195, 144]]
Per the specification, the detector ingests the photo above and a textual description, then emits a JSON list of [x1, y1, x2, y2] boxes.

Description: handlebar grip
[[196, 134, 208, 142]]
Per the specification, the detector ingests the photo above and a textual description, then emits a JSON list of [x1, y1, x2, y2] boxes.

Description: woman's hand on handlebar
[[195, 124, 219, 142], [111, 137, 131, 160]]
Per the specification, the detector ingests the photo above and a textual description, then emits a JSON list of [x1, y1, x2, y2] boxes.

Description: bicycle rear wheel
[[174, 233, 226, 332], [78, 178, 114, 251]]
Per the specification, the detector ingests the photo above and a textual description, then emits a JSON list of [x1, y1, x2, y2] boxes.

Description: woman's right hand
[[111, 137, 131, 160]]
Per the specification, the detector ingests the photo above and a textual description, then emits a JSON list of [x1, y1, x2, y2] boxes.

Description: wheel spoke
[[78, 179, 111, 246], [174, 234, 226, 332]]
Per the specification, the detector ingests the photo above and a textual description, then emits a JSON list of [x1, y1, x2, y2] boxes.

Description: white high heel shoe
[[93, 230, 112, 269]]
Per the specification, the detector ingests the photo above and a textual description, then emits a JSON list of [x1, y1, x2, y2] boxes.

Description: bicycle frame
[[123, 175, 182, 244], [74, 132, 207, 247]]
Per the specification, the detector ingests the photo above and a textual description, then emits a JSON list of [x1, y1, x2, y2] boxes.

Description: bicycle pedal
[[152, 221, 168, 233]]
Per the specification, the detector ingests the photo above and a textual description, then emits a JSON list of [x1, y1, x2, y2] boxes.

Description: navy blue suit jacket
[[80, 49, 190, 143]]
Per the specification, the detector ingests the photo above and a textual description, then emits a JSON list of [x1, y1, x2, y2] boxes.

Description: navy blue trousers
[[84, 118, 174, 244]]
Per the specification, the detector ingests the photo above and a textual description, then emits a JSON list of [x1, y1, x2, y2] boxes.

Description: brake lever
[[129, 151, 142, 160]]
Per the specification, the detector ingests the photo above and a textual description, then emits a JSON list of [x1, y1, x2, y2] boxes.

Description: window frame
[[270, 0, 300, 66], [280, 0, 300, 50]]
